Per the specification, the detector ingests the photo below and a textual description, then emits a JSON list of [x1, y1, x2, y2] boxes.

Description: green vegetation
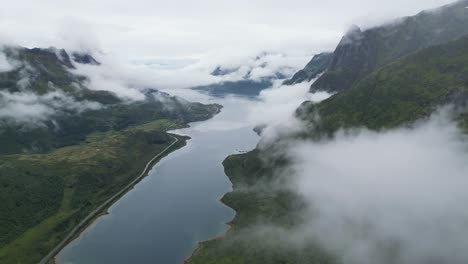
[[0, 46, 221, 154], [128, 119, 183, 132], [310, 0, 468, 93], [188, 30, 468, 264], [301, 35, 468, 134], [0, 120, 189, 264], [0, 46, 222, 263], [189, 151, 335, 264], [0, 47, 78, 95], [0, 92, 220, 155]]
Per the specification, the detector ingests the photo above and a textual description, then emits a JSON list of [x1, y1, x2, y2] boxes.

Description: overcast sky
[[0, 0, 456, 64]]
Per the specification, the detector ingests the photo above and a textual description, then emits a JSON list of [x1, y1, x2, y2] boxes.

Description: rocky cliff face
[[283, 52, 333, 85], [310, 0, 468, 93], [299, 34, 468, 135], [72, 52, 101, 65]]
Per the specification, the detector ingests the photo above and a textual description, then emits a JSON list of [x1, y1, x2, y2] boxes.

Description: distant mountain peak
[[283, 52, 333, 85], [210, 66, 239, 76], [339, 25, 364, 46], [346, 24, 362, 34], [309, 0, 468, 93]]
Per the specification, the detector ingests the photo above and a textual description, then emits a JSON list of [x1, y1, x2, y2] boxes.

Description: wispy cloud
[[247, 79, 331, 143], [0, 48, 17, 72], [0, 90, 101, 126]]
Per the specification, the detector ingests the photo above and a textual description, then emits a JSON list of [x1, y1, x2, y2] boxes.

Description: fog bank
[[281, 110, 468, 264]]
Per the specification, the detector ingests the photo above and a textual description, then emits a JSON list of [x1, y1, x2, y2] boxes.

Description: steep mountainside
[[187, 12, 468, 264], [283, 52, 333, 85], [301, 34, 468, 134], [304, 0, 468, 93], [0, 47, 79, 94], [0, 46, 221, 263], [0, 47, 220, 154]]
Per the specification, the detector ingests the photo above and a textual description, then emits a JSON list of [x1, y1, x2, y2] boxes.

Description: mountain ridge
[[0, 46, 221, 154], [285, 0, 468, 93], [186, 2, 468, 263], [0, 45, 221, 263]]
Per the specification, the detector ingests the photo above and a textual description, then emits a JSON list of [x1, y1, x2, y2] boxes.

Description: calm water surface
[[57, 97, 259, 264]]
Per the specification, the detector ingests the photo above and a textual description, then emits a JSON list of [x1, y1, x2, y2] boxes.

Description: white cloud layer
[[0, 90, 101, 126], [0, 0, 456, 90], [248, 79, 331, 142], [281, 110, 468, 264], [83, 50, 309, 91], [1, 0, 455, 59], [0, 49, 14, 72]]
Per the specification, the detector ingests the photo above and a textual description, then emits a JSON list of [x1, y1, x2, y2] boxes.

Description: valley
[[1, 1, 468, 264]]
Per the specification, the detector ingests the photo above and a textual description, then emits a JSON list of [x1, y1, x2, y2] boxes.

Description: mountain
[[0, 46, 221, 263], [192, 52, 295, 97], [289, 0, 468, 93], [0, 47, 220, 154], [186, 3, 468, 264], [299, 34, 468, 134], [282, 52, 333, 85], [72, 52, 101, 65], [1, 47, 78, 94]]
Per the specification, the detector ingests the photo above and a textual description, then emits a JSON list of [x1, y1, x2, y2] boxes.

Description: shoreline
[[47, 103, 249, 264], [50, 209, 110, 264], [183, 221, 233, 264], [182, 187, 237, 264], [40, 134, 183, 264], [182, 152, 254, 264]]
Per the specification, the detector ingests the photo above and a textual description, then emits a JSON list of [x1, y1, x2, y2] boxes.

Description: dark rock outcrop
[[311, 0, 468, 93], [72, 52, 100, 65], [283, 52, 333, 85]]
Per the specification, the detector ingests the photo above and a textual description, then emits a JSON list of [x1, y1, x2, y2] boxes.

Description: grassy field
[[0, 119, 187, 264]]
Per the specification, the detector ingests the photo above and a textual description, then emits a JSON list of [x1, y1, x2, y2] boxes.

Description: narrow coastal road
[[39, 135, 179, 264]]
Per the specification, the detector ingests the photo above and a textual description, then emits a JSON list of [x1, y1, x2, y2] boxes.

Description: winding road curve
[[39, 135, 179, 264]]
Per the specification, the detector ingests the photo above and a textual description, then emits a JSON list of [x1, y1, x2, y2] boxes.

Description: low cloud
[[0, 0, 455, 64], [253, 109, 468, 264], [247, 79, 331, 142], [73, 61, 147, 101], [56, 18, 102, 54], [0, 47, 19, 72], [9, 17, 312, 93], [127, 50, 311, 90], [0, 90, 101, 126], [195, 50, 308, 83], [0, 52, 14, 72], [69, 45, 312, 103]]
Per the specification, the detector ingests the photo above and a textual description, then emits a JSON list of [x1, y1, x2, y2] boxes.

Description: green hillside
[[309, 0, 468, 93], [0, 123, 187, 264], [0, 46, 221, 263], [188, 27, 468, 264], [301, 35, 468, 134], [0, 47, 220, 154]]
